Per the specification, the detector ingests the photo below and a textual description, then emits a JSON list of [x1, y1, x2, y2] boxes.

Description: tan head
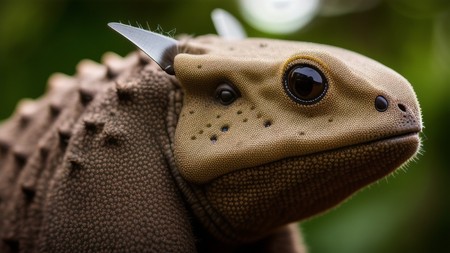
[[172, 35, 422, 241], [174, 36, 421, 182]]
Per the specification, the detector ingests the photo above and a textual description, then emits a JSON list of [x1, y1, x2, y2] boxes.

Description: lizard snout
[[375, 94, 422, 134]]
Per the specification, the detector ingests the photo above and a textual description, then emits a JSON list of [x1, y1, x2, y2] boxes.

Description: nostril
[[375, 95, 388, 112], [398, 103, 407, 112]]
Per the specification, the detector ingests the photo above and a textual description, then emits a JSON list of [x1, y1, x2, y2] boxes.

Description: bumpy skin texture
[[0, 53, 198, 252], [0, 35, 421, 252]]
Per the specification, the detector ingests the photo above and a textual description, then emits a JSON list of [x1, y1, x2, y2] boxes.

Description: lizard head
[[172, 36, 422, 242]]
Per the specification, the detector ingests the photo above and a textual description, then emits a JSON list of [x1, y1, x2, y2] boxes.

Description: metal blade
[[211, 9, 247, 40], [108, 22, 178, 75]]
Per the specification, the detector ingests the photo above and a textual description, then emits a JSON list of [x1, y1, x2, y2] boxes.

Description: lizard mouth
[[286, 130, 421, 212], [190, 130, 421, 244], [314, 129, 421, 161]]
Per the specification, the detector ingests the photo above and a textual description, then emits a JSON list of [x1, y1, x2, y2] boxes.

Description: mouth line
[[215, 130, 422, 181], [309, 130, 421, 158]]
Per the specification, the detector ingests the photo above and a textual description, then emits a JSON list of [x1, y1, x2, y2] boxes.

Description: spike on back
[[57, 128, 72, 148], [115, 81, 134, 102], [13, 150, 27, 168], [21, 186, 36, 202], [78, 88, 95, 106], [68, 157, 83, 171], [0, 140, 9, 155], [83, 118, 105, 133], [76, 59, 107, 80]]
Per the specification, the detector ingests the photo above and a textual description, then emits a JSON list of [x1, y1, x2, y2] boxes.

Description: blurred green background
[[0, 0, 448, 252]]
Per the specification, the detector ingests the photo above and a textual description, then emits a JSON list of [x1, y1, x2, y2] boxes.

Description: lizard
[[0, 14, 422, 253]]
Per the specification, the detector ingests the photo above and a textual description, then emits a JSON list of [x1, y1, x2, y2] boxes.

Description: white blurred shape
[[238, 0, 320, 34], [211, 8, 247, 40]]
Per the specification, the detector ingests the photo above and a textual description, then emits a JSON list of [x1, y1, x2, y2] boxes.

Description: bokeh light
[[238, 0, 320, 34]]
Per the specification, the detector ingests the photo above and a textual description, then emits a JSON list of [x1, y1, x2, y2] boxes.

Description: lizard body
[[0, 32, 421, 252]]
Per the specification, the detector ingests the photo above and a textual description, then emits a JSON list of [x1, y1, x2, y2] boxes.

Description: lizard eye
[[215, 83, 239, 105], [284, 64, 328, 105]]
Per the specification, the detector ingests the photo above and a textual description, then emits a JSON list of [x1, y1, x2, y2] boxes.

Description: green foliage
[[0, 0, 448, 252]]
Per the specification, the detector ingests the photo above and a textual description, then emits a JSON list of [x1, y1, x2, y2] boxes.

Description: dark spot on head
[[264, 120, 272, 128], [210, 135, 218, 144], [221, 125, 229, 132], [237, 110, 242, 115], [191, 136, 197, 140], [206, 123, 212, 128]]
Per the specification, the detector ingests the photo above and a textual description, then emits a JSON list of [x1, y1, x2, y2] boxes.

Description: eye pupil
[[284, 64, 328, 105], [219, 90, 234, 104], [215, 83, 239, 105], [294, 74, 314, 97]]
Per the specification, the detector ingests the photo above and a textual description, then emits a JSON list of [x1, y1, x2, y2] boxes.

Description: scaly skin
[[0, 35, 421, 253]]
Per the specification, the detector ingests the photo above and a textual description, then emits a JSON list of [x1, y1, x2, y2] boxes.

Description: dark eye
[[215, 83, 239, 105], [284, 64, 328, 105]]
